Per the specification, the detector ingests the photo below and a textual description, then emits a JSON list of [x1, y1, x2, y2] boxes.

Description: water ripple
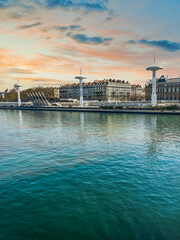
[[0, 111, 180, 240]]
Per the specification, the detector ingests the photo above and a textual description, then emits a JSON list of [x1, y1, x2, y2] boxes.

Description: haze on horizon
[[0, 0, 180, 90]]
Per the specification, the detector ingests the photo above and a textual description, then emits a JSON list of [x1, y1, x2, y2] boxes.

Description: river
[[0, 110, 180, 240]]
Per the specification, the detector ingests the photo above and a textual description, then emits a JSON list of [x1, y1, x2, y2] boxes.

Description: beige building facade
[[131, 84, 144, 101], [60, 79, 132, 102], [145, 75, 180, 101]]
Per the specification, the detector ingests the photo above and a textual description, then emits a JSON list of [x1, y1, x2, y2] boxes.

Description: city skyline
[[0, 0, 180, 90]]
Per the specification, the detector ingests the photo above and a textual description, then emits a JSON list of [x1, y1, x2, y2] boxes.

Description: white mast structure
[[146, 57, 163, 106], [75, 69, 86, 107], [14, 82, 22, 107]]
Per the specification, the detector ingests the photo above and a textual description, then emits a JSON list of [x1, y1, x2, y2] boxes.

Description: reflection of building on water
[[8, 111, 180, 165], [145, 114, 180, 161], [18, 110, 23, 127], [80, 113, 84, 129], [146, 115, 159, 158]]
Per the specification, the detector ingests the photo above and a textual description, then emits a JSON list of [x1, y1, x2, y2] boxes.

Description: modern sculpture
[[146, 65, 163, 106], [27, 92, 50, 106]]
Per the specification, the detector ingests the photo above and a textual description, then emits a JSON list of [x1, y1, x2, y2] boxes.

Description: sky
[[0, 0, 180, 90]]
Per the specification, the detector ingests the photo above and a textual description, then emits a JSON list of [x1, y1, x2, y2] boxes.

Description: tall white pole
[[14, 83, 22, 107], [17, 89, 21, 107], [151, 70, 157, 106], [146, 65, 163, 107], [80, 79, 83, 107], [75, 74, 86, 107]]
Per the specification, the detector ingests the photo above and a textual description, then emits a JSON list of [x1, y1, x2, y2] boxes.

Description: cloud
[[128, 40, 136, 44], [20, 77, 67, 84], [43, 0, 108, 12], [0, 0, 12, 8], [8, 12, 23, 19], [0, 47, 78, 76], [74, 17, 82, 23], [129, 39, 180, 52], [42, 24, 83, 34], [53, 24, 82, 32], [0, 0, 109, 13], [8, 68, 35, 74], [17, 22, 41, 30], [139, 39, 180, 52], [67, 33, 113, 45], [105, 16, 113, 21], [17, 22, 41, 29], [0, 0, 34, 9]]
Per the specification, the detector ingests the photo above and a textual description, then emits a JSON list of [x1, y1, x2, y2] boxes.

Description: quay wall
[[0, 106, 180, 115]]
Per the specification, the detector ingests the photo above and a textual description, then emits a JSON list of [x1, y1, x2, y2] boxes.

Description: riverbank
[[0, 106, 180, 115]]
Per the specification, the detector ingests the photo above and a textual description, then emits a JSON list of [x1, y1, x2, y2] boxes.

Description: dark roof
[[157, 75, 166, 83]]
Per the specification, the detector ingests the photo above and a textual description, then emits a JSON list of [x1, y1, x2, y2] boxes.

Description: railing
[[0, 102, 32, 106]]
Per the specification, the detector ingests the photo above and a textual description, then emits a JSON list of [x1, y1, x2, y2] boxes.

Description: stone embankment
[[0, 106, 180, 115]]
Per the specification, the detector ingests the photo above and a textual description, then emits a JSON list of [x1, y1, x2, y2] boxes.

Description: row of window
[[158, 96, 179, 100], [158, 87, 180, 93]]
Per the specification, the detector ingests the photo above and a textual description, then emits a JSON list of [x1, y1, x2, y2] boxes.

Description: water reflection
[[18, 110, 23, 127], [2, 110, 180, 140], [1, 110, 180, 154], [80, 113, 84, 129], [0, 110, 180, 240]]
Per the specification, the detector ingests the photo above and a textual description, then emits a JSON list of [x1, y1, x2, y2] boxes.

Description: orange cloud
[[18, 77, 68, 84]]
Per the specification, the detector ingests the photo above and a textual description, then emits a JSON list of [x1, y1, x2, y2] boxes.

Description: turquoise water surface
[[0, 110, 180, 240]]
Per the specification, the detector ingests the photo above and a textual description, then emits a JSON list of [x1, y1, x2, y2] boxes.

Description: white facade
[[60, 79, 131, 102]]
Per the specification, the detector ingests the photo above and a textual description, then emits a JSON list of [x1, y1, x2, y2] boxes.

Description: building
[[145, 82, 152, 101], [131, 84, 144, 101], [53, 88, 60, 98], [0, 92, 5, 99], [60, 79, 132, 102], [145, 75, 180, 101]]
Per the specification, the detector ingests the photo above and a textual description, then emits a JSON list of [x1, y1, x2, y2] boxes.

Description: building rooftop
[[60, 79, 130, 88]]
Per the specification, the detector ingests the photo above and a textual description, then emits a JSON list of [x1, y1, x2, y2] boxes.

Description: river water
[[0, 110, 180, 240]]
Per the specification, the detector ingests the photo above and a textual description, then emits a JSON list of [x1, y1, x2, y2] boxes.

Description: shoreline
[[0, 106, 180, 115]]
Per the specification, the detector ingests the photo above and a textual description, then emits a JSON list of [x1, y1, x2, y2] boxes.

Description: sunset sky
[[0, 0, 180, 90]]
